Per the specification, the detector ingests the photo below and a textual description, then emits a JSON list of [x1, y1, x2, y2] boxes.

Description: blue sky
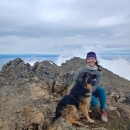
[[0, 0, 130, 54]]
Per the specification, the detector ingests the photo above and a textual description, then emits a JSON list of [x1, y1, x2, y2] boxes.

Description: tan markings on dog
[[79, 102, 94, 123], [84, 77, 92, 90], [66, 105, 83, 126], [86, 84, 92, 90], [74, 116, 84, 120], [86, 93, 92, 112]]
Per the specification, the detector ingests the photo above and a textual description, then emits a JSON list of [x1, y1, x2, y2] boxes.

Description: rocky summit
[[0, 57, 130, 130]]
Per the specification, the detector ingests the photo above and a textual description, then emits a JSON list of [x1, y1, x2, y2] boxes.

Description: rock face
[[0, 57, 130, 130]]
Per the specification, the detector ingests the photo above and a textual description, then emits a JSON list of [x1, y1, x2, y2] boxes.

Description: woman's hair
[[95, 61, 101, 71]]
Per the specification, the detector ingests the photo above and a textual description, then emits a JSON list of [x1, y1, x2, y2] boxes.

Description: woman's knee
[[91, 96, 98, 106], [97, 86, 106, 94]]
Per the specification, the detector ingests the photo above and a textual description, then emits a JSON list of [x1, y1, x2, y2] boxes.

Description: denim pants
[[90, 86, 106, 110]]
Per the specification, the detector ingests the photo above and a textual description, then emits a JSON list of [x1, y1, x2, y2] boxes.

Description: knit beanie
[[86, 51, 97, 60]]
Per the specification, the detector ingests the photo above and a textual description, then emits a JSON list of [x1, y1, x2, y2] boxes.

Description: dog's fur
[[42, 72, 96, 130]]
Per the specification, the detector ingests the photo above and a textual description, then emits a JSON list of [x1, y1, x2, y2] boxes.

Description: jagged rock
[[0, 58, 57, 86], [53, 72, 75, 94], [30, 62, 56, 80], [0, 58, 31, 85], [61, 57, 86, 72], [41, 60, 64, 73]]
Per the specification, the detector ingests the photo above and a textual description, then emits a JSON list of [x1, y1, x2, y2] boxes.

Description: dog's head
[[78, 72, 97, 90]]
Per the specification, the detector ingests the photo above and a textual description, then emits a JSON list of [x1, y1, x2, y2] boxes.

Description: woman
[[72, 51, 108, 122]]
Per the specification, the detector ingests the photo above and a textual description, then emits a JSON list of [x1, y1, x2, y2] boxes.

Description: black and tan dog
[[42, 72, 97, 130]]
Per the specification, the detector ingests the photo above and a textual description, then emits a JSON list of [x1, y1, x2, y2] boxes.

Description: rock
[[77, 128, 90, 130], [92, 128, 108, 130], [53, 72, 74, 94], [0, 118, 15, 130], [29, 83, 46, 99], [107, 105, 117, 110], [22, 106, 44, 124], [117, 111, 121, 117], [109, 92, 116, 97], [60, 122, 76, 130]]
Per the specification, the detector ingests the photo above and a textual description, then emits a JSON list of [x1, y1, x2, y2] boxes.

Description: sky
[[0, 0, 130, 81], [0, 0, 130, 54]]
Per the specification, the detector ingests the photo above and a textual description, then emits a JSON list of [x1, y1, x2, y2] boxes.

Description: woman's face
[[86, 57, 96, 67]]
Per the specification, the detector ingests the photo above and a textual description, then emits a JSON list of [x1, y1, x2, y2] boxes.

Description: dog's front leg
[[80, 104, 94, 123], [87, 96, 92, 113], [66, 105, 83, 126]]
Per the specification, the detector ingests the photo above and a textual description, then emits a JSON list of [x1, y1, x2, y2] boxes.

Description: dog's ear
[[78, 72, 88, 83], [78, 72, 90, 85]]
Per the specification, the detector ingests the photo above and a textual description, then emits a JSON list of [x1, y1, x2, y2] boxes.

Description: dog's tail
[[42, 116, 59, 130]]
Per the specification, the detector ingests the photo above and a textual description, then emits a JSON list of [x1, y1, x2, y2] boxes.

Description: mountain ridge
[[0, 57, 130, 130]]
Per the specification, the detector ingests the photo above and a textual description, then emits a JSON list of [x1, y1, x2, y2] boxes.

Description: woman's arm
[[72, 68, 83, 87]]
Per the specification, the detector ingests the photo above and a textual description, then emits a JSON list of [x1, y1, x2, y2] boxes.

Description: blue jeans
[[91, 86, 106, 110]]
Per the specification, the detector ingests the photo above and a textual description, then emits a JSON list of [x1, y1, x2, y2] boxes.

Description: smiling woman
[[72, 51, 108, 122]]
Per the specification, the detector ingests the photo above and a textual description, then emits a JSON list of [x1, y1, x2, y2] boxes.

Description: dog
[[42, 72, 97, 130]]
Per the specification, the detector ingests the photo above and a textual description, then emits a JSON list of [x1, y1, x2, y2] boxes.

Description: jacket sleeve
[[92, 71, 102, 92], [72, 68, 83, 87]]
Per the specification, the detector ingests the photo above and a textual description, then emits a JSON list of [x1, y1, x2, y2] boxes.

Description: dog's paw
[[88, 119, 94, 123], [88, 110, 92, 112], [78, 122, 86, 127]]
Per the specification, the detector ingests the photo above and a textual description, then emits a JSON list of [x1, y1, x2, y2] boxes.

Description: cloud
[[0, 0, 130, 54], [100, 58, 130, 81], [97, 15, 126, 27], [54, 44, 114, 65]]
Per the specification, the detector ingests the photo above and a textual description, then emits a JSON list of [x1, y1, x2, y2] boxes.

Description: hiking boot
[[101, 110, 108, 122]]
